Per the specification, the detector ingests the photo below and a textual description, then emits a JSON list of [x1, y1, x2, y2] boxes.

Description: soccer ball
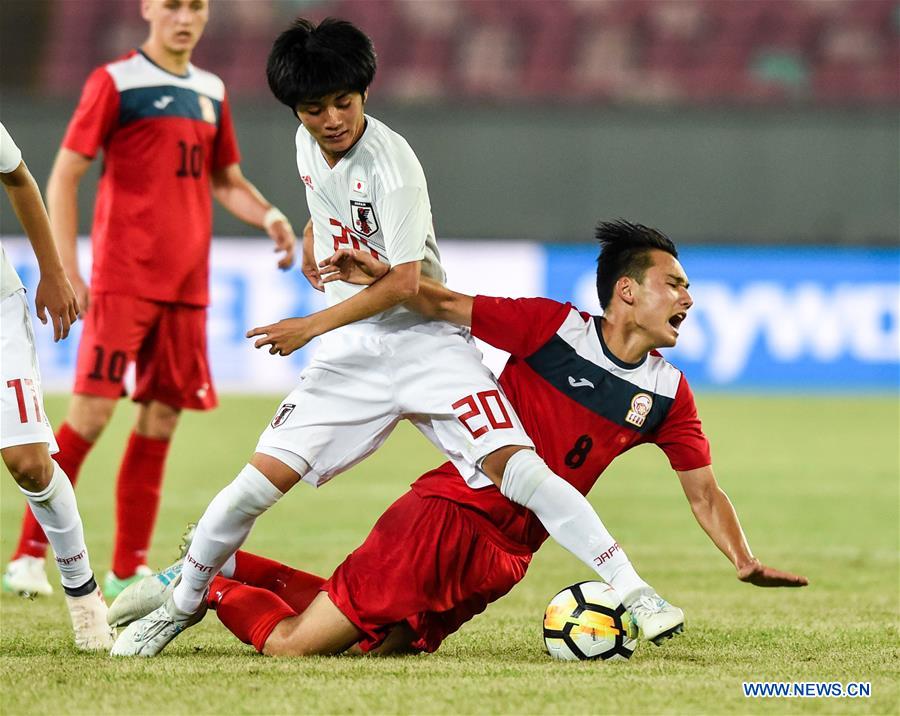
[[543, 581, 637, 661]]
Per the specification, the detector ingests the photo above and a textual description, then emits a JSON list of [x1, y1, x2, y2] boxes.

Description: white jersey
[[296, 114, 445, 322], [0, 121, 25, 300]]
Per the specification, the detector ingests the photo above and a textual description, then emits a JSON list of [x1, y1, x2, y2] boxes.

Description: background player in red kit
[[110, 221, 807, 657], [3, 0, 297, 600]]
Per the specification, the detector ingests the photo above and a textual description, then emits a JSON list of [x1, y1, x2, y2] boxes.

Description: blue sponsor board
[[545, 245, 899, 391], [5, 239, 897, 393]]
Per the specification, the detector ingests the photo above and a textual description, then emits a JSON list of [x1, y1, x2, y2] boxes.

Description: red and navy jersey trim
[[524, 334, 676, 434], [118, 85, 221, 127]]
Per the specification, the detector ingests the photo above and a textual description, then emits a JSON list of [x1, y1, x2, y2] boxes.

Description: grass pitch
[[1, 394, 897, 715]]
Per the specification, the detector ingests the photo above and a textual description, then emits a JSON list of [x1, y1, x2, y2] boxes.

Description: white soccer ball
[[543, 581, 638, 661]]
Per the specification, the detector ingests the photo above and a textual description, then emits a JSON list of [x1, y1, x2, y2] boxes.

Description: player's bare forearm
[[247, 261, 421, 355], [302, 219, 323, 290], [2, 160, 80, 339], [677, 466, 808, 587], [318, 249, 474, 326], [46, 148, 92, 313], [406, 277, 474, 327], [2, 162, 63, 274], [46, 148, 90, 277], [212, 164, 296, 269]]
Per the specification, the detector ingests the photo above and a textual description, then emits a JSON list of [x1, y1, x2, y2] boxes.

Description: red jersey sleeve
[[651, 374, 712, 471], [212, 93, 240, 171], [471, 295, 572, 357], [61, 67, 119, 159]]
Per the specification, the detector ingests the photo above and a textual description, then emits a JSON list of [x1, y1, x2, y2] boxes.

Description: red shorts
[[324, 490, 532, 653], [73, 293, 217, 410]]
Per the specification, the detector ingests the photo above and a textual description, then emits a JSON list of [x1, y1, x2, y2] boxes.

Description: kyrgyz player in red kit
[[109, 221, 807, 657]]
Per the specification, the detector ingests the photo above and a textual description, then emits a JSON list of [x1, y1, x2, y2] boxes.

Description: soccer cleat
[[625, 589, 685, 645], [2, 556, 53, 597], [110, 594, 207, 657], [103, 565, 153, 601], [107, 560, 183, 628], [65, 586, 116, 651]]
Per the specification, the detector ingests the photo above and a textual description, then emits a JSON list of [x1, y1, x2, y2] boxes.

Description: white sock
[[219, 553, 237, 579], [19, 462, 94, 590], [500, 450, 650, 604], [172, 463, 287, 613]]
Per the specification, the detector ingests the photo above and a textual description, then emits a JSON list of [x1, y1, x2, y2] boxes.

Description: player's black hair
[[595, 220, 678, 310], [267, 17, 376, 111]]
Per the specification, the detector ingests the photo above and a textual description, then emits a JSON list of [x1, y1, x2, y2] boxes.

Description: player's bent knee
[[66, 394, 117, 442], [262, 593, 361, 657], [135, 400, 181, 440], [1, 444, 54, 492], [481, 444, 533, 487]]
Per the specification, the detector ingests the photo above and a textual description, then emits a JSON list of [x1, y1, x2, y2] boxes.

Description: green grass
[[1, 394, 898, 715]]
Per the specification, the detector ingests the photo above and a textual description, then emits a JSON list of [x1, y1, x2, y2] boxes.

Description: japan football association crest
[[624, 393, 653, 428], [350, 200, 378, 237], [271, 403, 296, 428]]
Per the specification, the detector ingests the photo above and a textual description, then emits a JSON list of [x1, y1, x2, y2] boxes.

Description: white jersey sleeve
[[0, 121, 26, 299], [297, 115, 445, 317], [378, 186, 429, 267], [0, 122, 23, 173]]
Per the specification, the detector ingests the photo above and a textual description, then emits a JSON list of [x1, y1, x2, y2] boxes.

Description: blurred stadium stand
[[2, 0, 897, 105], [0, 1, 897, 244]]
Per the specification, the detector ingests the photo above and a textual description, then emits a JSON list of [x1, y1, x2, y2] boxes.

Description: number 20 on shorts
[[452, 389, 513, 439]]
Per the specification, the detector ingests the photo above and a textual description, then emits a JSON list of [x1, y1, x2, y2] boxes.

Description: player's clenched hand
[[319, 249, 389, 285], [267, 217, 297, 271], [246, 318, 314, 356], [737, 559, 809, 587], [34, 270, 80, 342]]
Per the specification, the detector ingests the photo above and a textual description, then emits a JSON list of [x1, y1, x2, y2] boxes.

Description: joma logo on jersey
[[350, 200, 378, 237], [625, 393, 653, 427], [271, 403, 296, 428]]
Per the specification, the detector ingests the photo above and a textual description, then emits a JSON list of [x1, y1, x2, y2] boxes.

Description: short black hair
[[595, 220, 678, 310], [267, 17, 376, 110]]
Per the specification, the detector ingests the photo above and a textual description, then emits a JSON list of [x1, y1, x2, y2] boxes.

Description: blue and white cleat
[[107, 522, 197, 628], [625, 588, 685, 645], [107, 559, 183, 628], [110, 595, 207, 657]]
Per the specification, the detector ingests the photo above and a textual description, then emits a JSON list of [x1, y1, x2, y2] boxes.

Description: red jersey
[[412, 296, 712, 552], [62, 50, 240, 306]]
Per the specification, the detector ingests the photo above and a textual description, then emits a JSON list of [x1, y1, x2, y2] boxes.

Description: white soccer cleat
[[108, 559, 183, 628], [65, 587, 116, 651], [2, 556, 53, 597], [110, 595, 207, 657], [625, 589, 685, 645]]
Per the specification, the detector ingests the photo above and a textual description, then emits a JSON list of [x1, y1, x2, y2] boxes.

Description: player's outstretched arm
[[211, 164, 296, 270], [247, 260, 422, 356], [319, 248, 474, 327], [2, 159, 79, 341], [677, 465, 809, 587], [46, 147, 92, 315]]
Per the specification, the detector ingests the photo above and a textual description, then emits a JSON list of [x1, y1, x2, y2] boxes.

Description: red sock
[[12, 422, 93, 560], [209, 575, 297, 652], [111, 432, 170, 577], [232, 550, 326, 614]]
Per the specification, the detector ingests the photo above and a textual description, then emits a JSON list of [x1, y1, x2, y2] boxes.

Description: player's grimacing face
[[630, 250, 693, 349], [296, 91, 367, 166], [143, 0, 209, 54]]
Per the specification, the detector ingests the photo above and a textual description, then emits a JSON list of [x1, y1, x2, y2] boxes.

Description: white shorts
[[256, 318, 533, 488], [0, 291, 57, 452]]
